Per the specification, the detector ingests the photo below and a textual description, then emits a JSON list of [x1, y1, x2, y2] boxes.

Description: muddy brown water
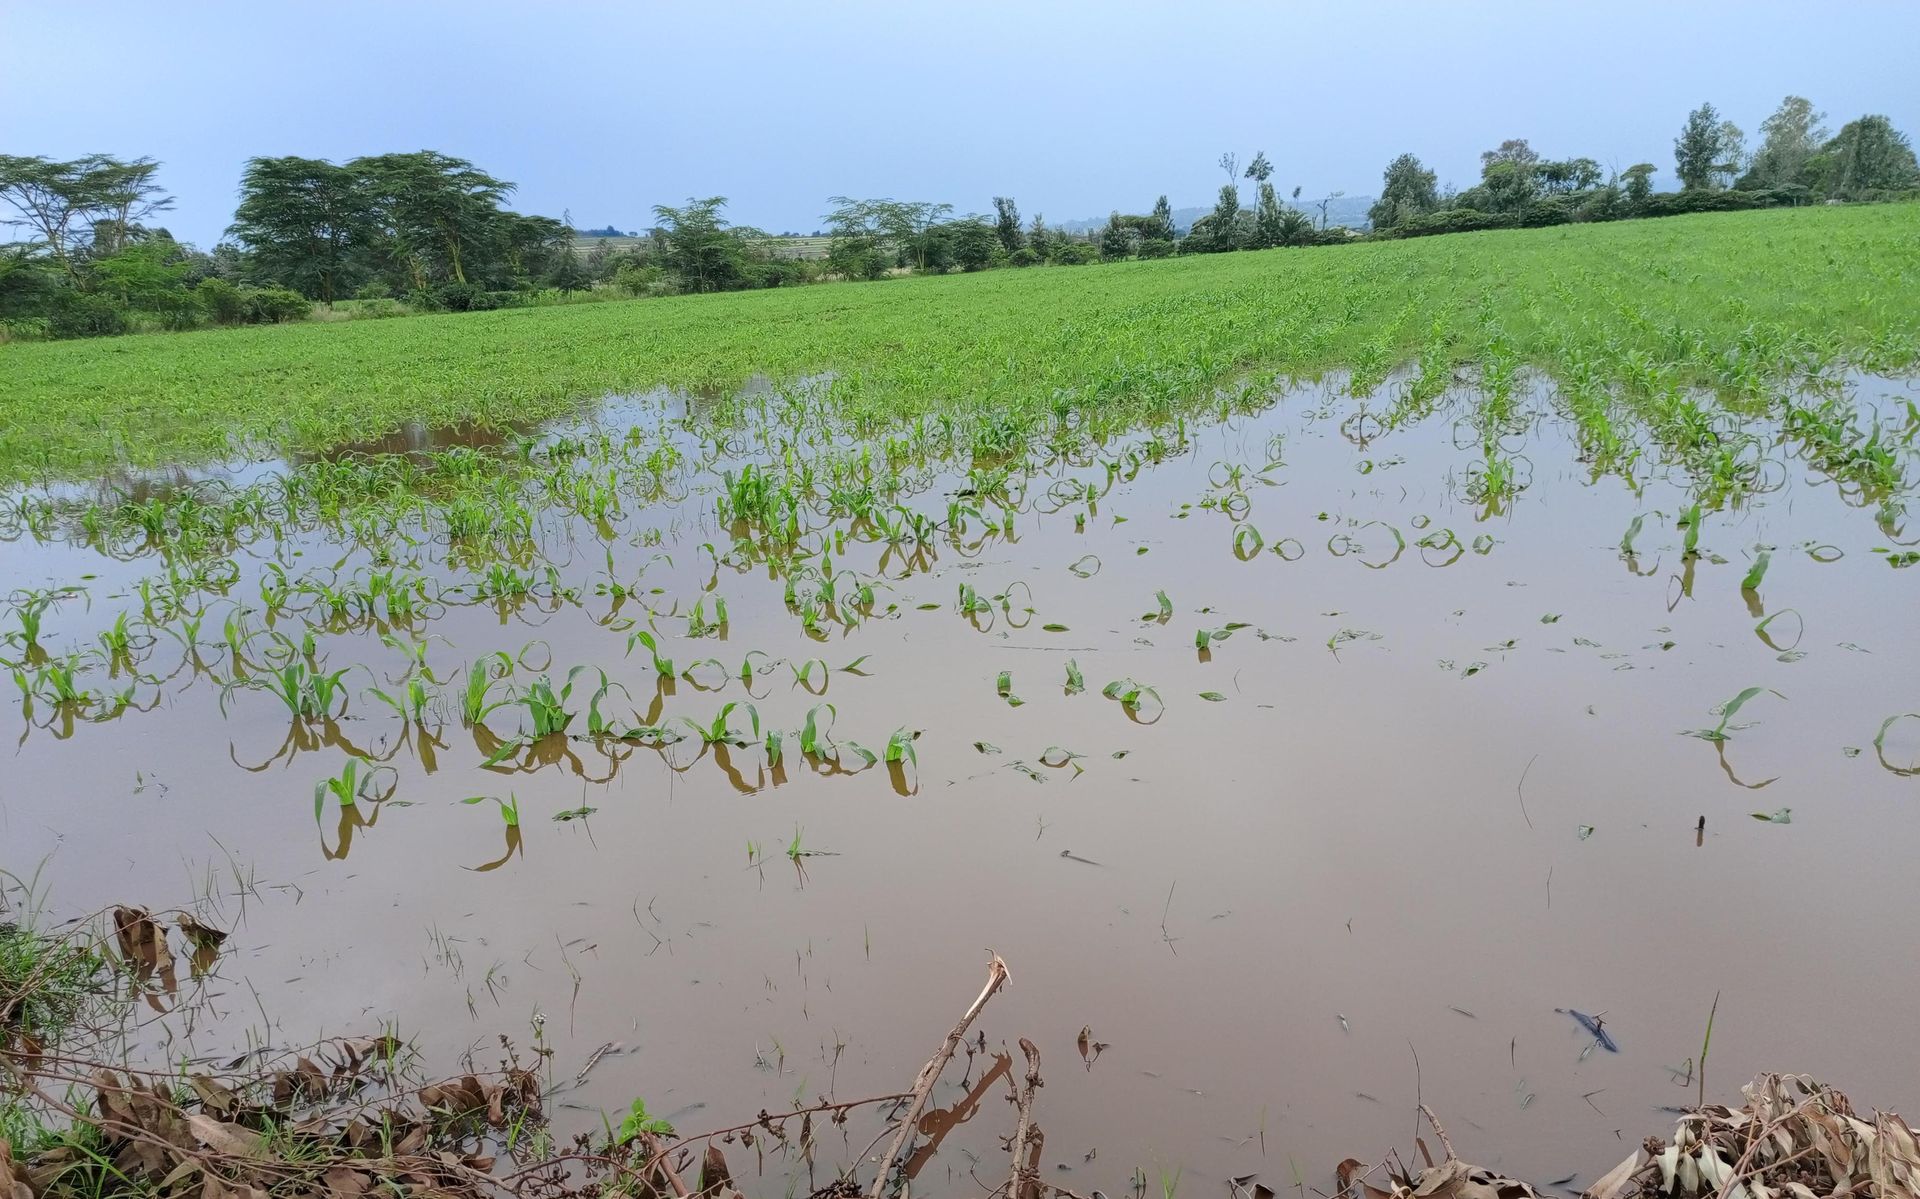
[[4, 371, 1919, 1194]]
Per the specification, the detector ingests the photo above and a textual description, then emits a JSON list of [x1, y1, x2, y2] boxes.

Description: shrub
[[347, 298, 405, 320], [1519, 196, 1576, 228], [432, 282, 486, 312], [1009, 247, 1040, 267], [1051, 241, 1098, 265], [1137, 238, 1176, 259], [46, 291, 129, 339], [196, 278, 250, 325], [1380, 209, 1521, 239], [245, 288, 313, 323], [354, 281, 392, 301]]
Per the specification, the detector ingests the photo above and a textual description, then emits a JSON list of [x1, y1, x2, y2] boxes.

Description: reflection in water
[[4, 368, 1920, 1194]]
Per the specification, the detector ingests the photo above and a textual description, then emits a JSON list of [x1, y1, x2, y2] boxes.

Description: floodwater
[[4, 369, 1919, 1195]]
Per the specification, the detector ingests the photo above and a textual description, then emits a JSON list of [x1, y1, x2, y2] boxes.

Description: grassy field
[[2, 205, 1916, 481]]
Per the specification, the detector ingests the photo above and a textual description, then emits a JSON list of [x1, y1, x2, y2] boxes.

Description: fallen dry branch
[[1006, 1038, 1043, 1199], [867, 951, 1010, 1199]]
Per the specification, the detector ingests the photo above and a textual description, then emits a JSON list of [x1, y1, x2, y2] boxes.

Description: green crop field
[[2, 204, 1916, 482]]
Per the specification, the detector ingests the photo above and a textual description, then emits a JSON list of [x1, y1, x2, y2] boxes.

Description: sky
[[4, 0, 1918, 247]]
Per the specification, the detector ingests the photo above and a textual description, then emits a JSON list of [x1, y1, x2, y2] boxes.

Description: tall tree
[[1621, 163, 1658, 206], [653, 196, 746, 292], [1203, 183, 1242, 251], [1147, 194, 1175, 240], [1674, 103, 1725, 189], [351, 151, 515, 285], [227, 156, 368, 304], [1745, 95, 1828, 188], [1252, 182, 1285, 247], [1217, 151, 1239, 189], [1367, 153, 1439, 229], [1712, 120, 1747, 188], [991, 196, 1022, 254], [0, 154, 172, 284], [1244, 151, 1273, 192], [1821, 114, 1919, 195], [1480, 139, 1540, 174], [1027, 213, 1051, 260]]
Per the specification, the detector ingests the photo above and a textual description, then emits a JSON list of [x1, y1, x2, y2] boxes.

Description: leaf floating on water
[[1039, 746, 1081, 768], [973, 740, 1001, 754], [1042, 622, 1069, 632], [1540, 613, 1562, 623], [1198, 691, 1227, 702], [1751, 807, 1792, 824], [1577, 824, 1595, 841]]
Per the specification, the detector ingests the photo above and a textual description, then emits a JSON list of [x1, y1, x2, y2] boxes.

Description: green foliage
[[1368, 153, 1440, 230], [5, 205, 1920, 480], [1676, 103, 1731, 190]]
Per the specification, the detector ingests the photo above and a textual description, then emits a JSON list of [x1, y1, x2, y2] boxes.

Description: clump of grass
[[0, 919, 107, 1048]]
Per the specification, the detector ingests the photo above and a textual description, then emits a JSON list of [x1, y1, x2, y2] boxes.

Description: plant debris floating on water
[[1558, 1008, 1620, 1053]]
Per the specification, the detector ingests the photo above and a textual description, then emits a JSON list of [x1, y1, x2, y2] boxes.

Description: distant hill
[[1056, 194, 1376, 235]]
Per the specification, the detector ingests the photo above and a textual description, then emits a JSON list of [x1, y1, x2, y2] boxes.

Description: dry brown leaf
[[187, 1114, 265, 1158], [700, 1144, 735, 1198], [1583, 1148, 1643, 1199], [1, 1137, 36, 1199]]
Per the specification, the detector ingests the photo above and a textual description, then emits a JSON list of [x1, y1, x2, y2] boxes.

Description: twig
[[640, 1131, 692, 1199], [653, 1091, 913, 1163], [1418, 1105, 1456, 1162], [1008, 1038, 1043, 1199], [868, 952, 1011, 1199], [1516, 753, 1538, 830]]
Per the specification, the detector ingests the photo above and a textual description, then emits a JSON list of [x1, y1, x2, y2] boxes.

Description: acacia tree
[[351, 151, 515, 286], [823, 196, 901, 280], [0, 154, 173, 284], [1368, 153, 1439, 229], [653, 196, 749, 292], [227, 156, 367, 304]]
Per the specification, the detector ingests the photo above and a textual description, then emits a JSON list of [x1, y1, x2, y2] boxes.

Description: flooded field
[[5, 357, 1918, 1194]]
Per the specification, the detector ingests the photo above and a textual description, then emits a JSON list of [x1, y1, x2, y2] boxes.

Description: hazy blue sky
[[5, 0, 1917, 246]]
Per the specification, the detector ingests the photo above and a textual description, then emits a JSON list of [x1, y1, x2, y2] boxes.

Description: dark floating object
[[1556, 1007, 1620, 1053]]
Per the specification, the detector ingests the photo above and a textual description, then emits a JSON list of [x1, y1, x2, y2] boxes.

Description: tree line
[[2, 94, 1913, 340], [1365, 96, 1916, 237]]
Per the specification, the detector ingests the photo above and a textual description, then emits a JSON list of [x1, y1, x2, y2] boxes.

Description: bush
[[1051, 241, 1098, 265], [46, 291, 129, 339], [354, 281, 392, 301], [196, 278, 250, 325], [347, 298, 405, 320], [1137, 238, 1176, 259], [1009, 247, 1040, 267], [1380, 208, 1521, 239], [432, 282, 486, 312], [612, 262, 668, 297], [245, 288, 313, 323], [1519, 196, 1576, 228]]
